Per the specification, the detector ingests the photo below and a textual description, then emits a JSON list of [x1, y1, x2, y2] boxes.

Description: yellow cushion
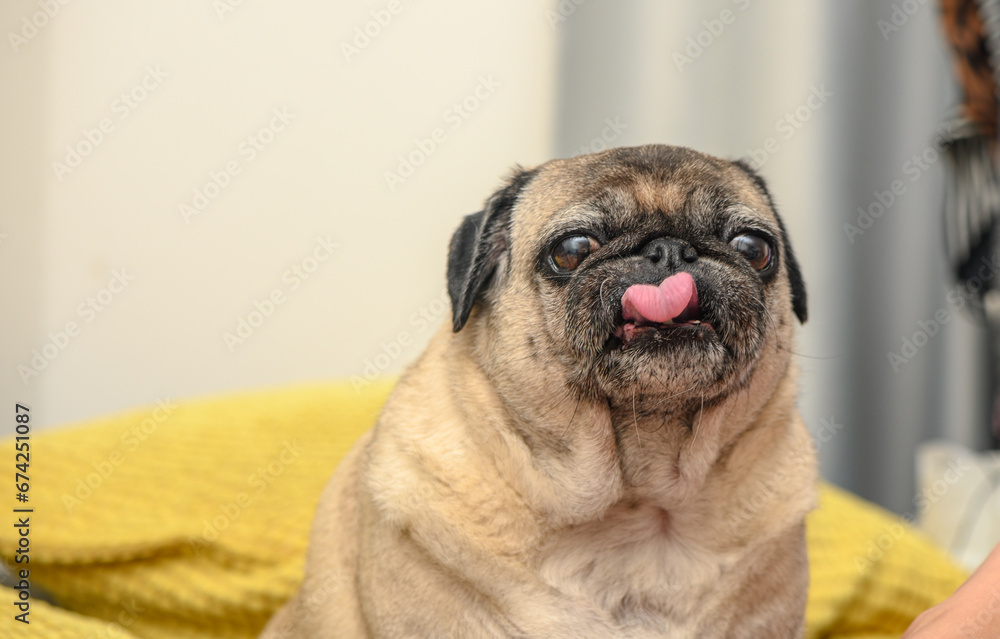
[[0, 381, 967, 638]]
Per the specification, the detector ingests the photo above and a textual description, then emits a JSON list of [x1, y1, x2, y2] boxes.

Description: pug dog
[[261, 144, 817, 638]]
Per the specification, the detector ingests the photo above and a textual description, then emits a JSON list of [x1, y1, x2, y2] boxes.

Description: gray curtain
[[553, 0, 988, 515]]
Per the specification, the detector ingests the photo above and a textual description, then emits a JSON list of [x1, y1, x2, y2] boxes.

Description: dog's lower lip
[[614, 320, 716, 349]]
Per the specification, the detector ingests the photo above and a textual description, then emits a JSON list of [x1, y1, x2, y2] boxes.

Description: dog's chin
[[593, 317, 745, 400]]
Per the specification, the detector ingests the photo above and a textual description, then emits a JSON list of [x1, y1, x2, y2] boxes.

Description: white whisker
[[632, 388, 642, 449], [691, 392, 705, 446]]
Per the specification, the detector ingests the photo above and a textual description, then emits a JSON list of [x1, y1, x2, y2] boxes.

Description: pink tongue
[[621, 272, 697, 324]]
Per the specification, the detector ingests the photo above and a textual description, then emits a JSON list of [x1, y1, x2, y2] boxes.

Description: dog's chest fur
[[535, 500, 739, 638]]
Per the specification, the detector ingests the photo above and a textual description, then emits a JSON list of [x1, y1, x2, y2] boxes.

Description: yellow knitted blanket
[[0, 380, 967, 638]]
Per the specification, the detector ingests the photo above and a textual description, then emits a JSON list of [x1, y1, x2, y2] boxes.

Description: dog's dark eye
[[729, 234, 773, 271], [550, 235, 601, 273]]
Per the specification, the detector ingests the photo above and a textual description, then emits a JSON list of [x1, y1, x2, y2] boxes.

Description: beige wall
[[1, 1, 558, 430]]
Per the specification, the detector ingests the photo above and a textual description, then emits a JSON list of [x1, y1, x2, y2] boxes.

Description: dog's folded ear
[[775, 214, 808, 324], [733, 160, 808, 324], [447, 167, 537, 332]]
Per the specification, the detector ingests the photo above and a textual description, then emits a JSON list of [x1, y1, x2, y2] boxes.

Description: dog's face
[[448, 145, 806, 411]]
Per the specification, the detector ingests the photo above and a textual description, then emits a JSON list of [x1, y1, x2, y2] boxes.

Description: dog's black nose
[[642, 237, 697, 268]]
